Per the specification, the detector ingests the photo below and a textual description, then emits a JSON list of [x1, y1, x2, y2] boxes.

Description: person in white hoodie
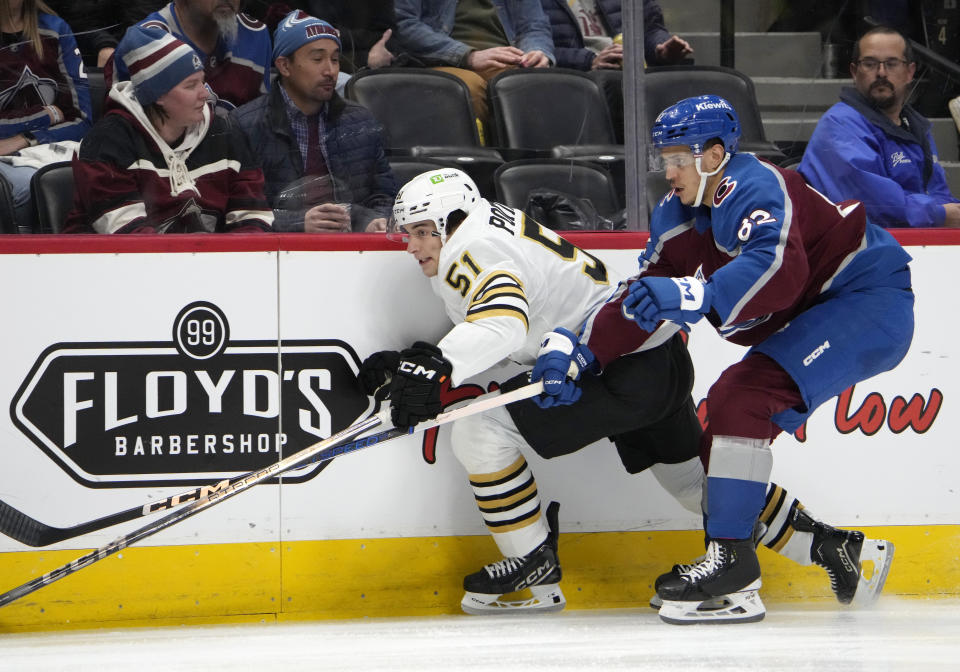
[[63, 24, 273, 234]]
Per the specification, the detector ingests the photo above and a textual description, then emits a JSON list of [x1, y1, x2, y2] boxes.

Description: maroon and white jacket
[[64, 81, 273, 234]]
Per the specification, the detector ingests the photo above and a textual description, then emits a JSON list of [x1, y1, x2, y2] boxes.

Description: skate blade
[[651, 593, 731, 610], [853, 539, 895, 606], [659, 585, 765, 625], [461, 584, 565, 615]]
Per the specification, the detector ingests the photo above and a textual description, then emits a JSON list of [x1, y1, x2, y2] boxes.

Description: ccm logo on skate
[[512, 561, 555, 591], [10, 301, 371, 489], [803, 340, 830, 366], [836, 545, 855, 573]]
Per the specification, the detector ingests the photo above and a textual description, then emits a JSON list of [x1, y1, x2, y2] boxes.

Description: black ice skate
[[649, 521, 767, 609], [655, 538, 765, 624], [460, 501, 565, 615], [791, 508, 894, 605]]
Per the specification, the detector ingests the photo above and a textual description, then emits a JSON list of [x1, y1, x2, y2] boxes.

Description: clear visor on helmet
[[385, 214, 407, 243], [385, 216, 440, 243], [648, 146, 699, 172]]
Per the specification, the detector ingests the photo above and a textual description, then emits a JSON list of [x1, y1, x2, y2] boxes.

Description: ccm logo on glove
[[398, 361, 444, 380]]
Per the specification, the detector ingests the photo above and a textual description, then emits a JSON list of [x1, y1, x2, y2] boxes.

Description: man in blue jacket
[[799, 26, 959, 228], [231, 11, 398, 232]]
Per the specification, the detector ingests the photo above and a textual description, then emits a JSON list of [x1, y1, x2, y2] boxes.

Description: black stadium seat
[[494, 159, 621, 219], [0, 173, 18, 233], [586, 68, 624, 144], [345, 68, 503, 197], [30, 162, 74, 233], [86, 66, 107, 122], [346, 68, 487, 152], [488, 68, 622, 160], [644, 65, 786, 164], [387, 158, 450, 189]]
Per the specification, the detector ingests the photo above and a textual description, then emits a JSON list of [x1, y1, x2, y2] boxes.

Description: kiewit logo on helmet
[[695, 101, 731, 112]]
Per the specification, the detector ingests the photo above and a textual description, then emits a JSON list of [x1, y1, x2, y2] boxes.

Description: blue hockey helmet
[[650, 95, 741, 155]]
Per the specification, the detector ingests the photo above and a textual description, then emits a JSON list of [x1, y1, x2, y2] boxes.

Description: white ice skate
[[461, 581, 566, 615], [658, 583, 766, 625], [852, 538, 895, 605]]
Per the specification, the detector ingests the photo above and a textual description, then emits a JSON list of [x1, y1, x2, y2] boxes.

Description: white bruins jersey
[[431, 199, 618, 385]]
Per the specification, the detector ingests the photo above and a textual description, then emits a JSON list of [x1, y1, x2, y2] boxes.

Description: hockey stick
[[2, 422, 404, 547], [0, 429, 409, 548], [1, 383, 404, 547], [0, 381, 542, 608], [1, 386, 495, 547]]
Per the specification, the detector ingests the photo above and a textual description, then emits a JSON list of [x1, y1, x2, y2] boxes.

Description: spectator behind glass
[[44, 0, 118, 67], [539, 0, 692, 71], [63, 25, 273, 234], [253, 1, 397, 73], [393, 0, 555, 142], [230, 10, 398, 233], [798, 26, 960, 228], [43, 0, 168, 68], [0, 0, 92, 232], [105, 0, 272, 115]]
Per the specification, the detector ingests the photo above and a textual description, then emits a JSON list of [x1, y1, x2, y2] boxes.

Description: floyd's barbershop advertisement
[[0, 241, 952, 558]]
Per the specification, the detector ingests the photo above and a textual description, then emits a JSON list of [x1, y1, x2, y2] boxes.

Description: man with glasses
[[799, 26, 959, 228]]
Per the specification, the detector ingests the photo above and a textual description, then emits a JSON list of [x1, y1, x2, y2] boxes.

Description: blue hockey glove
[[530, 327, 597, 409], [621, 276, 713, 331]]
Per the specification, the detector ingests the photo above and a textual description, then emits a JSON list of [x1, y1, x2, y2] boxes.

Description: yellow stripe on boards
[[0, 542, 281, 633], [0, 525, 957, 632]]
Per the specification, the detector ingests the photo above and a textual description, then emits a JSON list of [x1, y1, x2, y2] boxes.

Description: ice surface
[[2, 598, 958, 671]]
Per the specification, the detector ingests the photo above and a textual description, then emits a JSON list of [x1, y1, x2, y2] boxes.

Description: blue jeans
[[0, 161, 37, 233]]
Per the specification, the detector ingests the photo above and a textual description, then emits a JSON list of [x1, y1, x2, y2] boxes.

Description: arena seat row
[[29, 157, 622, 234], [4, 65, 776, 233], [345, 65, 783, 159], [348, 64, 784, 212]]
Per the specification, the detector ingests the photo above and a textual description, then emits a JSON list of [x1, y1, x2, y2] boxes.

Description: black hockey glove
[[358, 350, 402, 396], [388, 342, 452, 429]]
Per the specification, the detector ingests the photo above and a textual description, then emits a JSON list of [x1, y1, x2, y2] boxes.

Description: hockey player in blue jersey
[[537, 94, 914, 624]]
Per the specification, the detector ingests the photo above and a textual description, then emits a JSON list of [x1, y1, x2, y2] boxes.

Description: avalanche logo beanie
[[117, 24, 204, 106], [272, 10, 341, 62]]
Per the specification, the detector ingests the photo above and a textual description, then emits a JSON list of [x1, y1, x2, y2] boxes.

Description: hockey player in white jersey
[[359, 167, 892, 616]]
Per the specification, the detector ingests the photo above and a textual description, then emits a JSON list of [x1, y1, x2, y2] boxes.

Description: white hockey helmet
[[388, 168, 480, 243]]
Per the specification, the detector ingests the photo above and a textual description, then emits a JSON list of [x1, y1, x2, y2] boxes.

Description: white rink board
[[0, 242, 952, 554]]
